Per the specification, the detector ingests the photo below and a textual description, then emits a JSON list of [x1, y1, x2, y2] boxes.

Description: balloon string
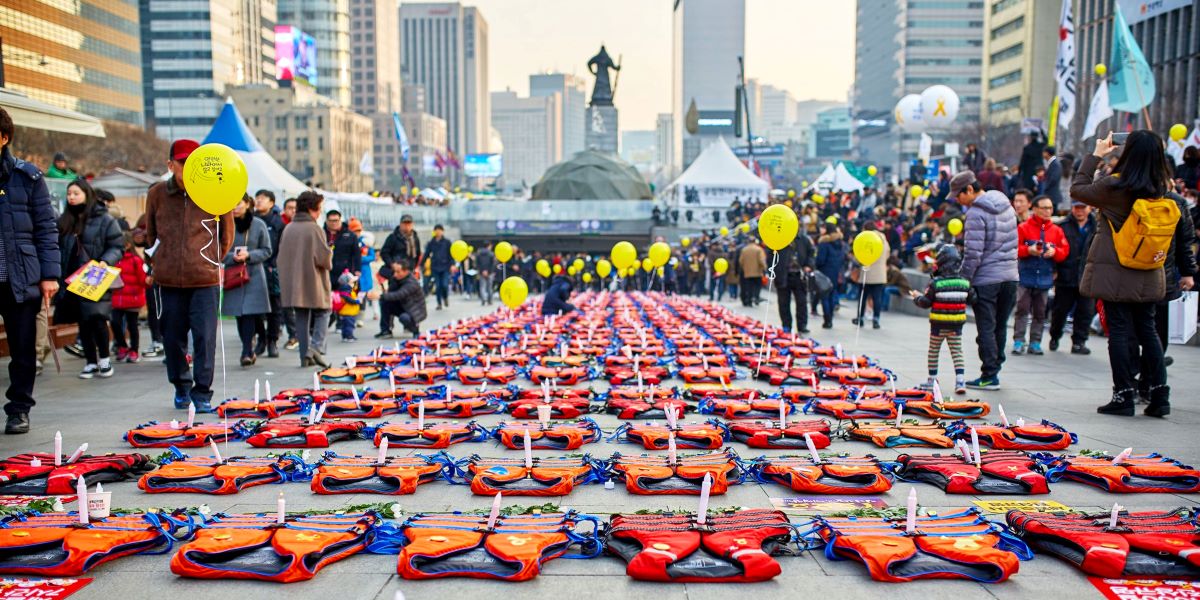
[[756, 252, 780, 377], [201, 216, 230, 459], [854, 265, 867, 349]]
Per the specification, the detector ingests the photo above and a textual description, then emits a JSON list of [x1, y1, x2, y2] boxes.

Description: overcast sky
[[466, 0, 855, 132]]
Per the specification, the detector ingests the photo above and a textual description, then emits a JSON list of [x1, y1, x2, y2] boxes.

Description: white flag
[[1055, 0, 1077, 127], [1081, 82, 1113, 141], [359, 151, 373, 175], [918, 133, 932, 164]]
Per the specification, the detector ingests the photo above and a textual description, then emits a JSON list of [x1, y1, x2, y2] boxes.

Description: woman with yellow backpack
[[1070, 130, 1185, 418]]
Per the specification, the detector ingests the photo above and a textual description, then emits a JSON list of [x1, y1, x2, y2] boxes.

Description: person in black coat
[[324, 210, 361, 286], [253, 190, 287, 356], [422, 225, 452, 309], [0, 110, 61, 434], [372, 258, 426, 337], [379, 214, 421, 279], [1049, 201, 1097, 354], [774, 231, 816, 333], [1143, 192, 1197, 370], [1017, 132, 1045, 191], [541, 275, 576, 316]]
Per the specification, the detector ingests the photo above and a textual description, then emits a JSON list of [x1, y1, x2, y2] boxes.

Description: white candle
[[667, 432, 678, 466], [29, 457, 41, 467], [307, 404, 317, 424], [895, 403, 904, 428], [523, 430, 533, 469], [696, 473, 713, 525], [810, 374, 819, 389], [314, 402, 327, 422], [998, 404, 1010, 428], [486, 492, 502, 530], [76, 475, 89, 525], [890, 378, 896, 395], [54, 431, 62, 466], [170, 419, 182, 430], [313, 371, 320, 391], [778, 399, 788, 428], [265, 380, 271, 403], [956, 439, 971, 461], [719, 375, 729, 390], [352, 386, 361, 409], [1109, 502, 1121, 528], [210, 439, 223, 463], [187, 403, 196, 428], [804, 433, 821, 463], [970, 428, 981, 466], [95, 482, 102, 494], [637, 372, 644, 393], [537, 405, 551, 427], [67, 443, 87, 464], [417, 400, 425, 430], [377, 437, 389, 464], [701, 353, 709, 371], [905, 487, 917, 533], [254, 379, 260, 407], [1113, 447, 1133, 465], [932, 379, 942, 402], [346, 356, 357, 368], [389, 370, 396, 396], [835, 343, 843, 359], [276, 492, 286, 524], [1016, 417, 1025, 428]]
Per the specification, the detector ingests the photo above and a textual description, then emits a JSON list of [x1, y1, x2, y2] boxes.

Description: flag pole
[[1130, 70, 1153, 130]]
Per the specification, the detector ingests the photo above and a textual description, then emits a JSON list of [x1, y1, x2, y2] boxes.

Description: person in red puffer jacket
[[1012, 195, 1069, 356], [111, 233, 148, 363]]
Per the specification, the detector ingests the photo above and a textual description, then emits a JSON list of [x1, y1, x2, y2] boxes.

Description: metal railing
[[335, 199, 657, 230]]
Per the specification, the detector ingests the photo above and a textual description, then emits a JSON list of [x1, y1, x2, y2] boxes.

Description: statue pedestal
[[585, 105, 619, 154]]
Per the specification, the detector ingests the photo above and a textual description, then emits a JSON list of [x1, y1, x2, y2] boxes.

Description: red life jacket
[[363, 388, 436, 403], [373, 421, 486, 449], [606, 509, 793, 583], [755, 455, 892, 494], [125, 422, 240, 448], [901, 398, 991, 419], [728, 420, 831, 449], [605, 396, 692, 420], [808, 398, 897, 420], [951, 420, 1075, 451], [217, 398, 303, 419], [491, 419, 602, 450], [456, 455, 599, 496], [0, 452, 151, 495], [319, 398, 402, 419], [1045, 453, 1200, 493], [245, 419, 365, 448], [139, 455, 299, 494], [456, 365, 519, 385], [674, 353, 730, 367], [894, 451, 1050, 494], [1006, 508, 1200, 578], [312, 454, 444, 495], [387, 365, 450, 384], [699, 396, 795, 420], [820, 366, 890, 385], [317, 365, 384, 384], [0, 512, 192, 576], [677, 365, 736, 384], [509, 395, 592, 420], [528, 365, 590, 385], [171, 513, 377, 583], [848, 422, 954, 448], [612, 422, 727, 450], [610, 450, 743, 495], [814, 355, 872, 368], [410, 396, 504, 418], [748, 358, 820, 386], [606, 365, 670, 385], [818, 509, 1027, 582]]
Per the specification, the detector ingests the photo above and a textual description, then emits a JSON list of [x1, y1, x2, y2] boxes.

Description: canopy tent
[[202, 98, 307, 201], [0, 88, 104, 137], [664, 138, 768, 218], [809, 163, 866, 193]]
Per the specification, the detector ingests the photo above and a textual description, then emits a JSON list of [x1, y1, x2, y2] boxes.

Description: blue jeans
[[432, 270, 450, 306]]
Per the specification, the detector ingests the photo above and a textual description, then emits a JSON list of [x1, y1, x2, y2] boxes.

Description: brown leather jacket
[[144, 177, 235, 288]]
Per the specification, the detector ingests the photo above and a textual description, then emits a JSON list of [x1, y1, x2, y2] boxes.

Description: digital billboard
[[464, 153, 503, 178], [274, 25, 317, 86]]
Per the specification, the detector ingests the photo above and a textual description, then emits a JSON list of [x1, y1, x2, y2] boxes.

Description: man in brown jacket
[[145, 139, 235, 412], [738, 237, 767, 306]]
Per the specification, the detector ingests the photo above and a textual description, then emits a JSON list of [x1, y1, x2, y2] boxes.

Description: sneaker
[[116, 348, 129, 362], [64, 343, 84, 358], [143, 343, 163, 358], [342, 336, 358, 342], [97, 363, 114, 378], [79, 365, 98, 379], [284, 338, 299, 351], [1011, 341, 1025, 355], [917, 377, 936, 391], [955, 377, 967, 395], [1070, 343, 1091, 355], [872, 321, 880, 329], [192, 398, 214, 414], [965, 376, 1000, 390], [1028, 342, 1044, 356], [1048, 338, 1059, 351], [125, 351, 140, 363], [174, 396, 191, 409]]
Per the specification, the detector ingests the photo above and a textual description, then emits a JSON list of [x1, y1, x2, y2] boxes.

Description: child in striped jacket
[[910, 244, 975, 394]]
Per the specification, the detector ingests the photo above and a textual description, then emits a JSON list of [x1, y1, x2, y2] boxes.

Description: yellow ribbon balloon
[[852, 231, 884, 266], [494, 241, 513, 263], [182, 143, 249, 216], [535, 259, 551, 278], [757, 204, 800, 251], [641, 257, 653, 272], [713, 258, 729, 275], [596, 259, 612, 278], [499, 276, 528, 309], [582, 273, 592, 283]]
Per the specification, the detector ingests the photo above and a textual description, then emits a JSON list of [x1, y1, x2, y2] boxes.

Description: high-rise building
[[530, 73, 587, 158], [1, 1, 144, 125], [277, 0, 351, 107], [759, 84, 797, 132], [349, 0, 402, 189], [400, 2, 490, 159], [852, 0, 901, 170], [655, 113, 674, 174], [896, 0, 985, 157], [490, 89, 560, 186], [230, 83, 373, 191], [980, 0, 1059, 126], [672, 0, 745, 169], [1075, 1, 1199, 136], [139, 0, 278, 140], [621, 130, 658, 173], [809, 106, 853, 158]]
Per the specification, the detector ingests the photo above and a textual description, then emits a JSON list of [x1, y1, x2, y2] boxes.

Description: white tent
[[201, 98, 307, 200], [665, 137, 768, 215], [0, 88, 104, 137], [810, 163, 865, 193]]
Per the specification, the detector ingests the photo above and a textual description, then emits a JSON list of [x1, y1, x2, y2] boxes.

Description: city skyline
[[466, 0, 855, 132]]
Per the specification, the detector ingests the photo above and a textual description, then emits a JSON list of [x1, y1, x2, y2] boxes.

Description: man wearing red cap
[[144, 140, 235, 412]]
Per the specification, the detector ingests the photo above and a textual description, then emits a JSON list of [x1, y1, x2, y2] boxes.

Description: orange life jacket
[[216, 398, 303, 419], [604, 396, 691, 420], [138, 454, 300, 494], [893, 451, 1050, 494], [1045, 453, 1200, 493], [373, 421, 486, 449], [318, 365, 384, 384], [312, 454, 444, 495], [319, 398, 402, 419], [0, 511, 193, 576], [245, 419, 366, 448], [751, 362, 819, 386], [528, 365, 590, 385], [274, 387, 356, 404], [491, 419, 602, 450], [820, 366, 890, 385], [606, 509, 792, 583], [125, 422, 239, 448], [386, 365, 450, 384], [610, 450, 743, 495], [509, 396, 592, 420], [456, 365, 519, 385], [698, 397, 795, 420], [170, 513, 378, 583], [0, 452, 151, 495], [612, 422, 727, 450], [814, 355, 872, 368], [902, 399, 991, 419], [456, 455, 599, 496], [847, 422, 954, 448], [755, 455, 892, 494], [605, 365, 670, 385], [673, 353, 730, 367], [677, 366, 736, 384], [948, 420, 1075, 451], [728, 420, 831, 449], [409, 396, 504, 418]]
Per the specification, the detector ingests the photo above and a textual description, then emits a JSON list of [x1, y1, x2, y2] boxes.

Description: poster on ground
[[1089, 578, 1200, 600], [972, 500, 1071, 514], [770, 497, 887, 515], [0, 578, 91, 599]]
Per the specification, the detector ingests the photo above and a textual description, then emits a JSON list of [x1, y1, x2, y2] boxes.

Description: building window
[[274, 116, 287, 129], [318, 137, 324, 151], [988, 70, 1022, 88], [275, 138, 287, 151], [991, 16, 1024, 39], [295, 137, 308, 150], [907, 1, 984, 7], [908, 19, 984, 29], [990, 43, 1023, 63], [295, 116, 308, 129], [989, 97, 1021, 112], [990, 0, 1020, 14], [317, 116, 324, 130]]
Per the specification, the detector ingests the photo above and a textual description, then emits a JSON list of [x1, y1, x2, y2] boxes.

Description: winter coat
[[278, 212, 332, 310], [221, 217, 272, 317], [112, 251, 148, 310], [0, 151, 60, 303], [57, 202, 122, 320], [258, 206, 286, 267], [963, 148, 988, 174], [815, 231, 847, 282], [144, 177, 234, 288], [1174, 159, 1199, 191], [737, 243, 767, 279], [1055, 214, 1096, 288], [775, 234, 815, 288], [977, 169, 1006, 193], [381, 274, 426, 324], [379, 227, 421, 278], [326, 225, 361, 282], [1163, 192, 1198, 301], [1069, 154, 1165, 303], [542, 275, 576, 316], [1043, 157, 1064, 208], [960, 190, 1019, 287], [475, 248, 497, 275], [855, 231, 889, 285], [1016, 213, 1069, 290], [359, 244, 376, 293], [424, 236, 452, 272]]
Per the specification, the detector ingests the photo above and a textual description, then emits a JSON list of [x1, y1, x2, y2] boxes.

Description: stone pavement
[[0, 292, 1196, 599]]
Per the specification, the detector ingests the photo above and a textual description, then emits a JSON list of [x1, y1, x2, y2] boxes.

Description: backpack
[[1110, 197, 1179, 270]]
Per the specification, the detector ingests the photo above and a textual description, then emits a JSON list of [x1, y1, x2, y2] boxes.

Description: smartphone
[[1112, 132, 1129, 145]]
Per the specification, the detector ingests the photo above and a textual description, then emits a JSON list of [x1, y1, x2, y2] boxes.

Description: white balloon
[[894, 94, 925, 133], [920, 85, 960, 129]]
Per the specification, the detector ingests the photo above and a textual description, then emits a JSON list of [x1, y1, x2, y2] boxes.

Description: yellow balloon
[[1169, 124, 1188, 141], [910, 185, 924, 198], [499, 276, 528, 309], [947, 217, 964, 236], [182, 143, 248, 216], [450, 240, 470, 262], [567, 266, 577, 276], [648, 242, 671, 267], [552, 264, 562, 275], [656, 266, 665, 277], [611, 241, 637, 269], [739, 223, 751, 234], [572, 258, 584, 272], [596, 259, 612, 278], [852, 231, 884, 266], [787, 189, 796, 198], [758, 204, 800, 251], [719, 227, 729, 236], [681, 237, 690, 247], [641, 257, 654, 272], [801, 180, 809, 187], [812, 194, 825, 204], [582, 272, 593, 283], [1094, 63, 1107, 77], [867, 165, 878, 176], [494, 241, 513, 263], [713, 258, 729, 275], [536, 259, 551, 278]]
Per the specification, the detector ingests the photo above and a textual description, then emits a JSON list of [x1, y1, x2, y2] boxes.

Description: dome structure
[[530, 150, 653, 200]]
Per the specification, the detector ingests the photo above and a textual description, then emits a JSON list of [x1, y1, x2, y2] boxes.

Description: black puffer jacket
[[1055, 213, 1096, 288], [774, 233, 815, 288], [1164, 192, 1198, 301], [381, 273, 427, 324], [0, 150, 61, 302], [59, 203, 123, 275]]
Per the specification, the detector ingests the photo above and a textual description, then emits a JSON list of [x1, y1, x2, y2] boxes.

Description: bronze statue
[[587, 45, 620, 107]]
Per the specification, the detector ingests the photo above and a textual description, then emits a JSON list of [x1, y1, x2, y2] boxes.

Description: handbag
[[223, 263, 250, 290], [810, 271, 834, 297]]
